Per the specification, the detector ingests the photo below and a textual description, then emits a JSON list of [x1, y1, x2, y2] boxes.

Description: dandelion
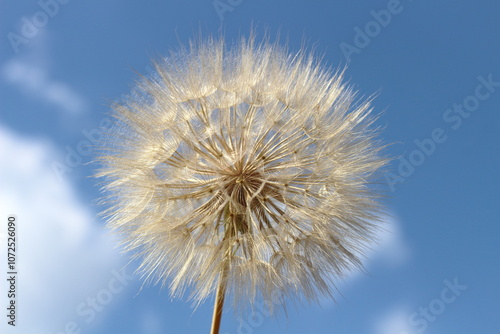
[[97, 35, 388, 333]]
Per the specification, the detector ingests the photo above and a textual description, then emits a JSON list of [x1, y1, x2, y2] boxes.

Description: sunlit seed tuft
[[97, 34, 389, 313]]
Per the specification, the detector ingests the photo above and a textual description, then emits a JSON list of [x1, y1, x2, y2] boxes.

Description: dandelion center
[[218, 156, 270, 233]]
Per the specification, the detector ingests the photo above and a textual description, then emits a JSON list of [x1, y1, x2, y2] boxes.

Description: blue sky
[[1, 0, 499, 333]]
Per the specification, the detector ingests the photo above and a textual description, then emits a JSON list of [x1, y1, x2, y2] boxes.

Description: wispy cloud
[[316, 213, 411, 309], [140, 309, 164, 334], [350, 213, 412, 279], [374, 307, 416, 334], [0, 125, 126, 333], [1, 59, 87, 115], [372, 214, 412, 267]]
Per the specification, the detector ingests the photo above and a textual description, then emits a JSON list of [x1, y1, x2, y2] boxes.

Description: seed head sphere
[[98, 36, 388, 311]]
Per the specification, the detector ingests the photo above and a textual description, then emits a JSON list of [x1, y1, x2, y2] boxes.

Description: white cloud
[[140, 309, 164, 334], [343, 213, 412, 281], [0, 125, 127, 333], [318, 213, 412, 308], [374, 307, 417, 334], [1, 59, 86, 115], [371, 213, 412, 267]]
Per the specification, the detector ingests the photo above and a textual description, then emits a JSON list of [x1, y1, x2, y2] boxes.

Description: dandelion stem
[[210, 262, 228, 334], [211, 207, 236, 334]]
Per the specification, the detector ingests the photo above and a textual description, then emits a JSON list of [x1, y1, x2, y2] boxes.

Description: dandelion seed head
[[98, 35, 388, 312]]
